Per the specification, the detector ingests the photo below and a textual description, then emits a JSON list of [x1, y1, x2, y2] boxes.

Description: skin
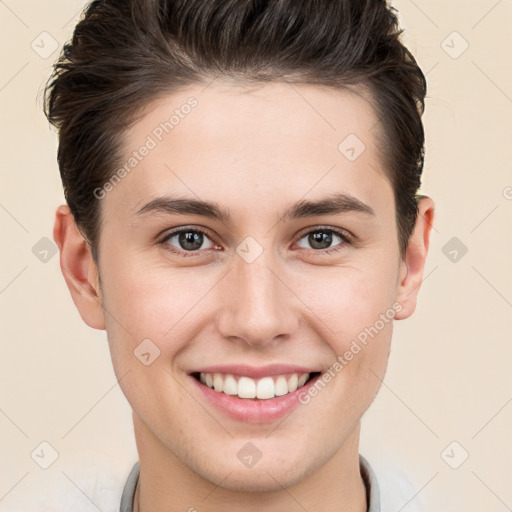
[[53, 80, 434, 512]]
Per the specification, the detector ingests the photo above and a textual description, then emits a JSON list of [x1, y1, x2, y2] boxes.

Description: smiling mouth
[[191, 371, 322, 400]]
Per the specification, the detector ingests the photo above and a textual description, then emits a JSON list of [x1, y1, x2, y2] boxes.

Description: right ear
[[53, 204, 105, 330]]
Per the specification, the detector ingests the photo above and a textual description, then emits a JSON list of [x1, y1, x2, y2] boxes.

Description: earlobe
[[53, 205, 105, 330], [394, 196, 435, 320]]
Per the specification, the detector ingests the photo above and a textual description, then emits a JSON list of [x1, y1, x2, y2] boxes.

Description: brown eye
[[178, 231, 204, 251], [296, 228, 350, 252], [308, 231, 334, 250], [162, 228, 215, 253]]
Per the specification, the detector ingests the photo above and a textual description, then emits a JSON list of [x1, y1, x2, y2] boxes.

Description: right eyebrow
[[135, 196, 231, 223]]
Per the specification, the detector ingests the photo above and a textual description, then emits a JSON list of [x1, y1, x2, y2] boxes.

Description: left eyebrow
[[134, 192, 375, 222], [283, 193, 376, 219]]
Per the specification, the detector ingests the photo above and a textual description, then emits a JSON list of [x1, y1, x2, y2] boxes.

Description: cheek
[[104, 259, 211, 338], [293, 262, 396, 398], [294, 262, 398, 341], [100, 263, 198, 413]]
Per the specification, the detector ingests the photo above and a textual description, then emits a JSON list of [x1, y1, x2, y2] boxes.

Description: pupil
[[179, 231, 203, 250], [310, 231, 332, 249]]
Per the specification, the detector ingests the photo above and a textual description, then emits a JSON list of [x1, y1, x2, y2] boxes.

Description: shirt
[[119, 453, 381, 512]]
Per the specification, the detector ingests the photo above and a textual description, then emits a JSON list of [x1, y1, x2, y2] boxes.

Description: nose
[[216, 249, 300, 349]]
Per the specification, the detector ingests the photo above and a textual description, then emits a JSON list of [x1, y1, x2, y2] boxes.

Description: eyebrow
[[135, 193, 376, 222]]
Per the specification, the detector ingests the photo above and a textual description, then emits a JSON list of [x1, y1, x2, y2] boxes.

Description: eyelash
[[158, 225, 353, 257]]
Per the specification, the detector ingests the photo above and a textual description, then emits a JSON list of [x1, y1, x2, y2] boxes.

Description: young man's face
[[56, 81, 433, 493]]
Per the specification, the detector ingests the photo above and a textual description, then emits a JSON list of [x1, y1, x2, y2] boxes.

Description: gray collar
[[121, 454, 380, 512], [360, 453, 381, 512]]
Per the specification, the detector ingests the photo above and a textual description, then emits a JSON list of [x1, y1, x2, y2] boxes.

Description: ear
[[394, 196, 435, 320], [53, 204, 105, 330]]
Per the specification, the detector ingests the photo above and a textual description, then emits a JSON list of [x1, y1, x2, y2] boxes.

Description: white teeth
[[213, 373, 223, 392], [198, 371, 313, 399], [256, 377, 275, 400], [237, 376, 256, 398], [287, 374, 298, 392], [223, 374, 238, 395], [275, 376, 288, 396], [298, 373, 309, 387]]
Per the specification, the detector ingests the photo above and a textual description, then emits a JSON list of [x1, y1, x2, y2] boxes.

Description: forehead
[[105, 80, 392, 220]]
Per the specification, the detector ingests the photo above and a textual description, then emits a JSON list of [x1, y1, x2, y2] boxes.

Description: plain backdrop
[[1, 1, 511, 510]]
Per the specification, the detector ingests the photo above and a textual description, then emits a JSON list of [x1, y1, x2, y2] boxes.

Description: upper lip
[[190, 364, 321, 379]]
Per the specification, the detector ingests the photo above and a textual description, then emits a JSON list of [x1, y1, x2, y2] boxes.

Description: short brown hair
[[44, 0, 427, 263]]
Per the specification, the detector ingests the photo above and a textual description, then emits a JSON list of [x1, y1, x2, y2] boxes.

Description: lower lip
[[189, 373, 321, 424]]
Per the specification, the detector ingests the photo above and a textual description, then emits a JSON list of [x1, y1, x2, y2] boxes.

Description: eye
[[160, 227, 217, 254], [159, 225, 352, 258], [295, 228, 351, 253]]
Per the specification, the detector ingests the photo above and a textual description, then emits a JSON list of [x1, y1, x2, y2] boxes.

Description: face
[[88, 81, 409, 491]]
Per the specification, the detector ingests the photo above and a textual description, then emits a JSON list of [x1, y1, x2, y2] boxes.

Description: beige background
[[1, 0, 511, 510]]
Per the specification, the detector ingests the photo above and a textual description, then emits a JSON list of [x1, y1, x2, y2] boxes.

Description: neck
[[132, 416, 367, 512]]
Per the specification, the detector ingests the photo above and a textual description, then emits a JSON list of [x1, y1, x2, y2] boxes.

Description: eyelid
[[294, 224, 353, 242], [159, 225, 213, 241]]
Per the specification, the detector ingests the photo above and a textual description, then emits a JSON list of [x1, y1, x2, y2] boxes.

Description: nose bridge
[[216, 246, 298, 346]]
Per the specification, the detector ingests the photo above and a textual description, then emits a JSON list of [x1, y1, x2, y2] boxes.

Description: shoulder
[[1, 455, 129, 512], [366, 455, 426, 512]]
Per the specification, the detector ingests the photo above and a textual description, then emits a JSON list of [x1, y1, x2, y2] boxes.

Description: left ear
[[394, 196, 435, 320]]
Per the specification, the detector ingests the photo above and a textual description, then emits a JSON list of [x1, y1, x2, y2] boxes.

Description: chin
[[216, 469, 303, 493], [194, 457, 315, 493]]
